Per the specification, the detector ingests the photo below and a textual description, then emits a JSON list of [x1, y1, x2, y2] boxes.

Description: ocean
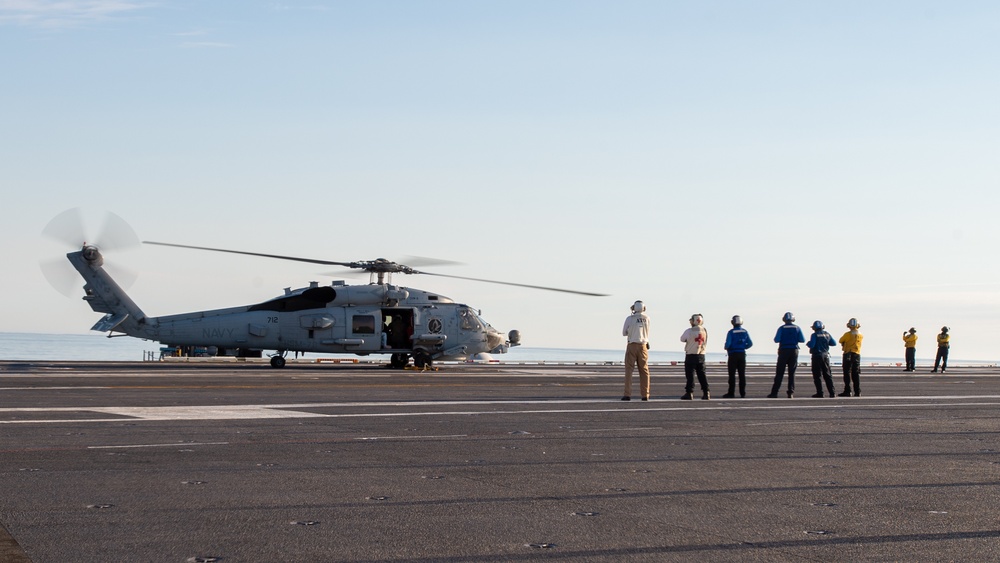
[[0, 332, 993, 366]]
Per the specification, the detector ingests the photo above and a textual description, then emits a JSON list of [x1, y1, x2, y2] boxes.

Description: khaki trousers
[[624, 342, 650, 398]]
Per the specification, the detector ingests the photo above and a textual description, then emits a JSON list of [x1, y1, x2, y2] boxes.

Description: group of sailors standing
[[620, 300, 952, 401]]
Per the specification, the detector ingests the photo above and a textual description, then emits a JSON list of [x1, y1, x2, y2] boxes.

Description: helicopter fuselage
[[68, 246, 519, 368], [155, 282, 515, 362]]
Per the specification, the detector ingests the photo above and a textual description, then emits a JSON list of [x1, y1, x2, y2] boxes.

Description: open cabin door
[[381, 308, 415, 351]]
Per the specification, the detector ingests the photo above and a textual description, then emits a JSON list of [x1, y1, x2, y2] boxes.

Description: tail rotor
[[40, 208, 140, 296]]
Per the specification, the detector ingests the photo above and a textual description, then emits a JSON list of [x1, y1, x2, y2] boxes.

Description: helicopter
[[44, 210, 607, 369]]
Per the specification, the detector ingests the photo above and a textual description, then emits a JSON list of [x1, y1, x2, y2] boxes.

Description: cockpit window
[[457, 307, 483, 331], [474, 310, 494, 329]]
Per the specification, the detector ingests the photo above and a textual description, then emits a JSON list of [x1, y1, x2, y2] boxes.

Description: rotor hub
[[355, 258, 415, 275], [82, 245, 103, 264]]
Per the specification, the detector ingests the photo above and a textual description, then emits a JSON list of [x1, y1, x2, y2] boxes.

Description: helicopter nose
[[486, 329, 505, 350]]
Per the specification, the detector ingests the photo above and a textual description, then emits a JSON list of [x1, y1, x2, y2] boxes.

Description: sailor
[[680, 314, 710, 400], [932, 326, 950, 373], [723, 315, 753, 398], [622, 300, 651, 401], [769, 312, 805, 398], [807, 321, 837, 398], [838, 318, 864, 396], [902, 328, 918, 372]]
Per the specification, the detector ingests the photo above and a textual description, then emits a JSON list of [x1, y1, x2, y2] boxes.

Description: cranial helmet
[[812, 320, 824, 331], [782, 312, 795, 323], [631, 300, 645, 313], [847, 318, 860, 329], [690, 314, 703, 327], [731, 315, 742, 327]]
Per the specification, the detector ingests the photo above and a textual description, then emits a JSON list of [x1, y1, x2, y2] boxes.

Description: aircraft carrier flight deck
[[1, 361, 999, 562]]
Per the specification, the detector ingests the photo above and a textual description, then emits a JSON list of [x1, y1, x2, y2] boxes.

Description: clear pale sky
[[3, 1, 998, 360]]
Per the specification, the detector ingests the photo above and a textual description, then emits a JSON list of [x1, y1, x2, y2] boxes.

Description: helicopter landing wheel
[[413, 351, 433, 370], [390, 353, 409, 369], [270, 355, 286, 369]]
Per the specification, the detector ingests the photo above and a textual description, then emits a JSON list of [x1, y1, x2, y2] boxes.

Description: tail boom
[[67, 246, 155, 338]]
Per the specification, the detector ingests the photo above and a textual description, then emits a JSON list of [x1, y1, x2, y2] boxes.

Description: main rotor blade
[[399, 255, 465, 268], [416, 271, 609, 297], [144, 241, 608, 296], [143, 241, 356, 267]]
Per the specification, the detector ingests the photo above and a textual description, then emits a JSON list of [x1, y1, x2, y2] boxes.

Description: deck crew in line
[[680, 314, 710, 400], [769, 312, 805, 398], [723, 315, 752, 398], [903, 328, 917, 372], [839, 318, 863, 397], [932, 326, 950, 373], [807, 320, 837, 398], [622, 300, 651, 401]]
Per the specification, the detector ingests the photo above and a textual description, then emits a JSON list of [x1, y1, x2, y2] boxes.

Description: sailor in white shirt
[[622, 300, 651, 401]]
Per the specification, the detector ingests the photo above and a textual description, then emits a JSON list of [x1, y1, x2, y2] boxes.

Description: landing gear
[[269, 354, 286, 369], [413, 351, 433, 370], [389, 353, 410, 369]]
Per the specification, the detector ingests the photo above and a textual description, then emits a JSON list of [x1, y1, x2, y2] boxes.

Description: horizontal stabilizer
[[91, 312, 129, 332]]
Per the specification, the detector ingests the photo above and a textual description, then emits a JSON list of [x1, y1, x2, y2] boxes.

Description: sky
[[2, 0, 999, 361]]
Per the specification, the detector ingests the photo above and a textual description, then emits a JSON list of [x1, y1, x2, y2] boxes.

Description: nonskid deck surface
[[1, 362, 999, 562]]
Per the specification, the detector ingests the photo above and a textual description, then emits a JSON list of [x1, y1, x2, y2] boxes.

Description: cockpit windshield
[[474, 309, 494, 330], [457, 307, 484, 331]]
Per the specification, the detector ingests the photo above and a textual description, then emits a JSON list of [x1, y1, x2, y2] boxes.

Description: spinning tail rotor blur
[[41, 208, 140, 296]]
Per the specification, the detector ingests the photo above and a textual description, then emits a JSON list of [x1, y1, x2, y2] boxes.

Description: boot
[[681, 393, 693, 400], [838, 390, 852, 397], [702, 391, 710, 400]]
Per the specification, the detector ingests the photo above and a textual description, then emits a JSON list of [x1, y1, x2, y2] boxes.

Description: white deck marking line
[[355, 434, 468, 441], [91, 405, 332, 420], [216, 395, 1000, 409], [314, 402, 1000, 419], [747, 420, 841, 426], [569, 427, 662, 432], [0, 405, 330, 421], [0, 418, 137, 424], [0, 387, 110, 391], [3, 394, 1000, 414], [2, 398, 1000, 424], [88, 442, 230, 449]]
